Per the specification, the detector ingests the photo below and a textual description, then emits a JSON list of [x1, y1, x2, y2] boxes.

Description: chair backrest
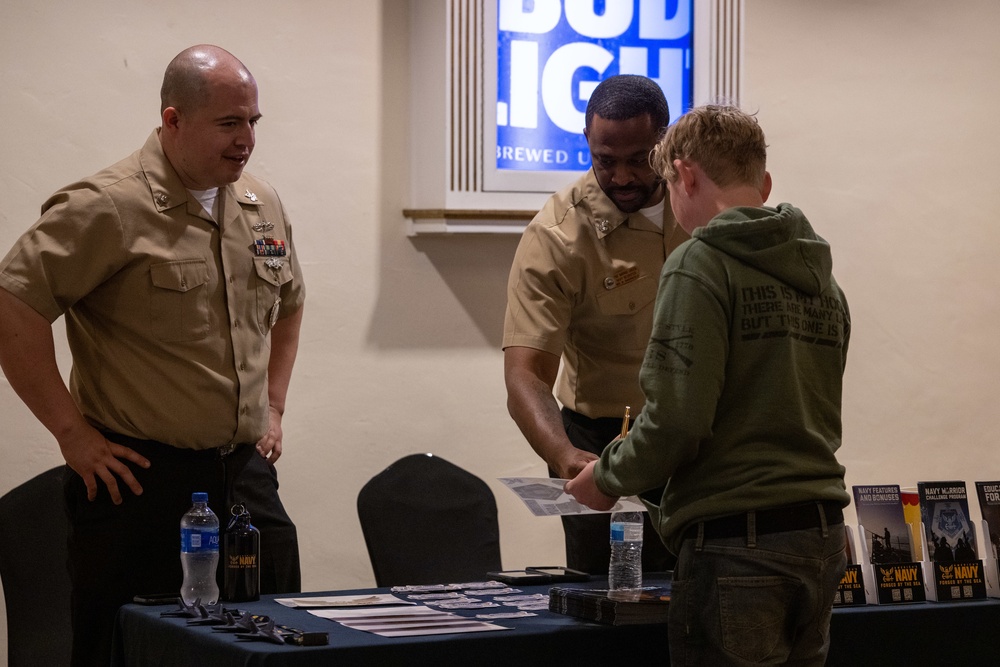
[[356, 453, 502, 587], [0, 466, 72, 667]]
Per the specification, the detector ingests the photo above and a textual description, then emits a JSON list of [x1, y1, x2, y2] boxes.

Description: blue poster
[[496, 0, 693, 172]]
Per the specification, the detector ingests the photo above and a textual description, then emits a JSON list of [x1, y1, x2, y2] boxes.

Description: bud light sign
[[496, 0, 693, 172]]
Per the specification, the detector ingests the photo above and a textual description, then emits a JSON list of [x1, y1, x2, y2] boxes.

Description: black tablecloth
[[112, 574, 1000, 666]]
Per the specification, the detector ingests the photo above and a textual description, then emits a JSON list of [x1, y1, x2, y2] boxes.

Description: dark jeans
[[558, 408, 676, 575], [670, 510, 847, 666], [65, 434, 300, 666]]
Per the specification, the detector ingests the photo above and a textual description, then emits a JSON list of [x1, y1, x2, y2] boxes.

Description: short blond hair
[[650, 105, 767, 189]]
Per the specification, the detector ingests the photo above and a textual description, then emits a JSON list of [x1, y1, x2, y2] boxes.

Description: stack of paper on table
[[548, 586, 671, 626]]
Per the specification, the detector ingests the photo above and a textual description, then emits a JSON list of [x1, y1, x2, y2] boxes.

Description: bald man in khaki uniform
[[0, 45, 303, 665]]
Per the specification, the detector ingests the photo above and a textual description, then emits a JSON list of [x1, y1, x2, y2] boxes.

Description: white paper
[[310, 606, 442, 621], [497, 477, 647, 517], [312, 604, 511, 637], [274, 593, 413, 608], [355, 621, 509, 637]]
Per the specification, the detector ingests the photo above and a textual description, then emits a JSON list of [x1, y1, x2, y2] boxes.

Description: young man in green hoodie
[[566, 105, 851, 665]]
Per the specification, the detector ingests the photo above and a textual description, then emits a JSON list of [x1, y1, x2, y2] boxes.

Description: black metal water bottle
[[223, 504, 260, 602]]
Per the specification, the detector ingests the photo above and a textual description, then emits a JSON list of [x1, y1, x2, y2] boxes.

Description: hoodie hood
[[692, 203, 832, 296]]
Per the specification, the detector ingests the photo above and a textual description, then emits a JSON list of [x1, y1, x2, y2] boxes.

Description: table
[[828, 596, 1000, 664], [112, 575, 1000, 666], [113, 575, 668, 667]]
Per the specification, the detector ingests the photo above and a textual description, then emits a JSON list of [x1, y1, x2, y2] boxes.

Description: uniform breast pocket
[[253, 257, 293, 333], [149, 260, 210, 342], [593, 274, 658, 350]]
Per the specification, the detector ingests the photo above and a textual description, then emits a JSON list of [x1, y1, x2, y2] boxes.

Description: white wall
[[2, 0, 999, 662], [742, 0, 1000, 493]]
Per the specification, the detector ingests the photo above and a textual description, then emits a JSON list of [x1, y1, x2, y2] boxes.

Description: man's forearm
[[506, 372, 573, 464], [504, 346, 597, 479], [266, 305, 303, 415], [0, 288, 88, 440]]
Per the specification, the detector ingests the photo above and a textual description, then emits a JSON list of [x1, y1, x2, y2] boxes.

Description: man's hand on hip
[[59, 425, 150, 504]]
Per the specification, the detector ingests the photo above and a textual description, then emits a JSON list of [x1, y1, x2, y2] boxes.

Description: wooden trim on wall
[[403, 208, 536, 220], [403, 208, 536, 235]]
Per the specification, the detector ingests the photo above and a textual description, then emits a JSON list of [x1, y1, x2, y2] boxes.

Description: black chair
[[357, 453, 502, 587], [0, 466, 72, 667]]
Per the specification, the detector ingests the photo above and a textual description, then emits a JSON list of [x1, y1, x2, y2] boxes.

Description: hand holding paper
[[564, 460, 619, 512], [498, 476, 644, 517]]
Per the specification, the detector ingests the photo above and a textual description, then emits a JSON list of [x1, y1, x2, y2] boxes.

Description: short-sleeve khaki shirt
[[502, 169, 688, 419], [0, 130, 305, 449]]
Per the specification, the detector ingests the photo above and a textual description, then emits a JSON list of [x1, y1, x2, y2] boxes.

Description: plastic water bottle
[[608, 510, 643, 600], [180, 492, 220, 606]]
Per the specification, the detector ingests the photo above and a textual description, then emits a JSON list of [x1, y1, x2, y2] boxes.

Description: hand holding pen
[[565, 405, 628, 511], [619, 405, 630, 440]]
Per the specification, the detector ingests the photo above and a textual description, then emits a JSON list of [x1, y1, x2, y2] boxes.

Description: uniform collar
[[581, 168, 667, 239], [225, 174, 264, 228], [140, 130, 190, 214], [139, 129, 263, 225]]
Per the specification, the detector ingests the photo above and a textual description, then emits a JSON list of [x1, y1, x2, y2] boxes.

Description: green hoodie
[[594, 203, 851, 554]]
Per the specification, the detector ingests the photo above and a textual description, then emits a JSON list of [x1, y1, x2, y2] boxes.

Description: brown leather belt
[[683, 500, 844, 541]]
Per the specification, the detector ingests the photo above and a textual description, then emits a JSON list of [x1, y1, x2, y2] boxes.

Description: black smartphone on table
[[486, 566, 590, 585], [132, 593, 179, 605], [526, 566, 590, 582]]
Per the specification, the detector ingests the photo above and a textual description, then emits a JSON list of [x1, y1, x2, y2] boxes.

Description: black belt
[[683, 501, 843, 541], [560, 407, 630, 436], [101, 431, 248, 460]]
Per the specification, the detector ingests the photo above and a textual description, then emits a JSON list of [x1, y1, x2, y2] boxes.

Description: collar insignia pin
[[155, 193, 169, 206], [244, 189, 258, 202]]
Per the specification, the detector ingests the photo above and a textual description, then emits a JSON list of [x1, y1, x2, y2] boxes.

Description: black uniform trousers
[[64, 433, 300, 666], [558, 408, 676, 575]]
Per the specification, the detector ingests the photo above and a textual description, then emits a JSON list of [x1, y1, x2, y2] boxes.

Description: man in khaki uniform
[[503, 75, 688, 574], [0, 45, 303, 665]]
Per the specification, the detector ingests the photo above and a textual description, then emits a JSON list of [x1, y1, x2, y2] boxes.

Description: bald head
[[160, 45, 254, 114], [158, 45, 260, 189]]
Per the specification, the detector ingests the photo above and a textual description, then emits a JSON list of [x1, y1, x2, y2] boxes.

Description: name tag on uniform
[[605, 266, 640, 289]]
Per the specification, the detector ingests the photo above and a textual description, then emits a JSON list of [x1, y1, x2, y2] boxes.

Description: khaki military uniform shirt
[[0, 130, 305, 449], [502, 169, 688, 419]]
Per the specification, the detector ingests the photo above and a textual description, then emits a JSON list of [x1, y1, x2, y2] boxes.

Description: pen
[[620, 405, 630, 439]]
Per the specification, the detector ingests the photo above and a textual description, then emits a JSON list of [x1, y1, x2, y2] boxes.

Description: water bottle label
[[610, 522, 643, 543], [181, 527, 220, 553], [227, 553, 258, 569]]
